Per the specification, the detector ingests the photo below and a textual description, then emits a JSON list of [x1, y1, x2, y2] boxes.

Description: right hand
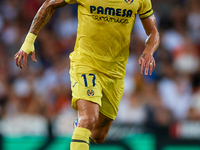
[[138, 53, 156, 76], [14, 50, 37, 69]]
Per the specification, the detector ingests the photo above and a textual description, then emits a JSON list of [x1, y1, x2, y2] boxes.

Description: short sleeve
[[64, 0, 77, 4], [138, 0, 153, 19]]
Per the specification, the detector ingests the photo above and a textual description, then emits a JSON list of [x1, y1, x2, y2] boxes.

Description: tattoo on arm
[[141, 54, 146, 58], [102, 118, 111, 127], [29, 0, 67, 35]]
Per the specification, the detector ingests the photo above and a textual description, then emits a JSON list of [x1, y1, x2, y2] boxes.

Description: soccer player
[[14, 0, 160, 149]]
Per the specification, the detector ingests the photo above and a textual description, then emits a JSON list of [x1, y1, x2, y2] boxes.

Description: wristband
[[20, 33, 37, 54]]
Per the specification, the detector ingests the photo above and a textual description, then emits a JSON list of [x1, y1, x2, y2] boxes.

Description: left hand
[[138, 53, 155, 75]]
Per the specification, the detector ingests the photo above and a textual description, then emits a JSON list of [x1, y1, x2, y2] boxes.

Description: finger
[[23, 54, 27, 69], [153, 60, 156, 71], [18, 54, 23, 69], [141, 61, 145, 74], [14, 53, 18, 58], [149, 61, 154, 75], [31, 51, 37, 62], [16, 54, 21, 67], [14, 54, 19, 67], [139, 58, 142, 66], [16, 51, 22, 67], [145, 60, 150, 75]]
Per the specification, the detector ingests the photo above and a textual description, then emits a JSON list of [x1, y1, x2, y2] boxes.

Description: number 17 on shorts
[[70, 72, 103, 109]]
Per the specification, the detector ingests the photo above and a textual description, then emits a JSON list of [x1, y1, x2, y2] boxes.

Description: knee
[[78, 116, 98, 130]]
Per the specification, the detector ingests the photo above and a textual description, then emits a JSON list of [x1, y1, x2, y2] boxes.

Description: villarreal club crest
[[125, 0, 134, 3], [87, 89, 95, 97]]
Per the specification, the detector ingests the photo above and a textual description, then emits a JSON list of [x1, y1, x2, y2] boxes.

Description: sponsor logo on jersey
[[90, 6, 132, 24], [92, 15, 129, 24], [90, 6, 133, 18], [87, 89, 95, 97], [125, 0, 134, 4]]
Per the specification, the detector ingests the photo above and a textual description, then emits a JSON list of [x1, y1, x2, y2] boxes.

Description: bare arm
[[14, 0, 67, 69], [139, 14, 160, 75], [142, 14, 160, 56], [30, 0, 67, 35]]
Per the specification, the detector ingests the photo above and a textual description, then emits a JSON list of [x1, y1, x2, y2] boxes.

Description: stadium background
[[0, 0, 200, 149]]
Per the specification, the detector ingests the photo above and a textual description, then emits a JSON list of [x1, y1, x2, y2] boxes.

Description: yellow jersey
[[64, 0, 153, 78]]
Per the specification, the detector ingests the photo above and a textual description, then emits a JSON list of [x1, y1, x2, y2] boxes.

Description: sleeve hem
[[140, 13, 153, 20], [139, 8, 152, 16]]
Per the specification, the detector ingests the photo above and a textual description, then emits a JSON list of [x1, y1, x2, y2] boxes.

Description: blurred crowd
[[0, 0, 200, 136]]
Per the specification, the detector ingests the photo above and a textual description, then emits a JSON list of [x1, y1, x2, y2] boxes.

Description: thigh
[[76, 99, 100, 129]]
